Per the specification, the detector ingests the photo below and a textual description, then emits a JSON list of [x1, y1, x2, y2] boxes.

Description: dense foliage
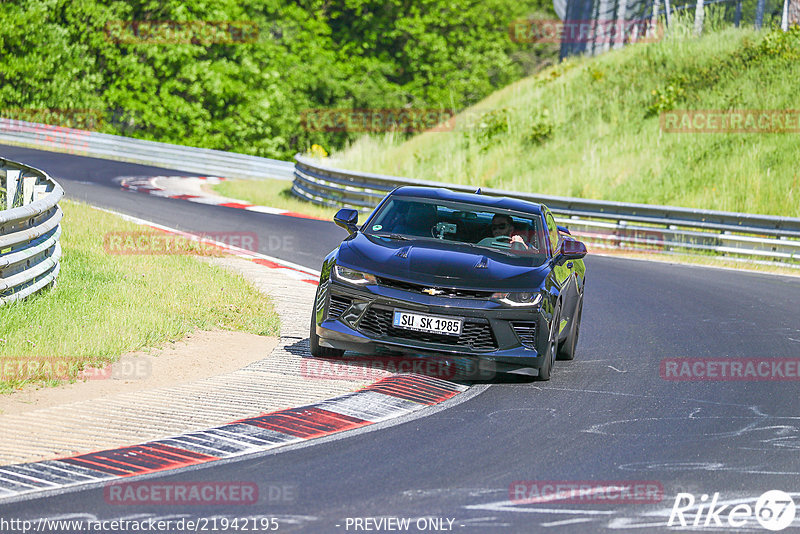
[[0, 0, 555, 159]]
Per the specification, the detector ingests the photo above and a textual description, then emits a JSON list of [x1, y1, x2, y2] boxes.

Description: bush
[[524, 109, 553, 145], [646, 85, 686, 116], [471, 108, 512, 148]]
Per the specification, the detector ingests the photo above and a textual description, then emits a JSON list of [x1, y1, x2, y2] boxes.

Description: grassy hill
[[331, 25, 800, 217]]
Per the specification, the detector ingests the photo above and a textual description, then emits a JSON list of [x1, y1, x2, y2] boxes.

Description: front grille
[[377, 276, 493, 299], [328, 295, 352, 319], [359, 307, 498, 352], [511, 321, 537, 349]]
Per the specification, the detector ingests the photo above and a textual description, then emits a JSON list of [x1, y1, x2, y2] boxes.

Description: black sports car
[[310, 186, 587, 380]]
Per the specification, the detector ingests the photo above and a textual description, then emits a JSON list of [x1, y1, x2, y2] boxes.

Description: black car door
[[544, 209, 578, 338]]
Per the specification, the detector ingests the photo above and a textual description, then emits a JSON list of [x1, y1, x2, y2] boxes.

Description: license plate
[[392, 310, 463, 336]]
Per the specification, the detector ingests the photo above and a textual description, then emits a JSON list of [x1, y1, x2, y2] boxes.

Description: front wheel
[[309, 311, 345, 358], [557, 297, 582, 361], [536, 307, 559, 381]]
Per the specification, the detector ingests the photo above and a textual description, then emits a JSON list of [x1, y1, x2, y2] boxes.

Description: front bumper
[[314, 279, 550, 373]]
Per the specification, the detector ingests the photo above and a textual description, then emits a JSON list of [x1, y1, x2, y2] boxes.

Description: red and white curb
[[0, 375, 467, 501], [117, 176, 324, 220]]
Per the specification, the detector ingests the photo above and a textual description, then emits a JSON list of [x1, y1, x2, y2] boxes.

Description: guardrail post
[[668, 224, 678, 253], [755, 0, 766, 29], [23, 176, 36, 205], [694, 0, 705, 35], [722, 230, 732, 258], [614, 0, 629, 49], [651, 0, 661, 32], [779, 235, 788, 257], [617, 220, 627, 249], [664, 0, 672, 28], [6, 170, 19, 210], [782, 0, 790, 30], [34, 184, 49, 201]]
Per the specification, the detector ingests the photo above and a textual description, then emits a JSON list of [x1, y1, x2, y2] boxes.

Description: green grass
[[328, 23, 800, 218], [0, 200, 279, 392], [213, 178, 339, 220]]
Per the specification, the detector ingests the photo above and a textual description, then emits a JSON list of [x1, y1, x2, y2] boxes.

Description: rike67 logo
[[669, 490, 796, 531]]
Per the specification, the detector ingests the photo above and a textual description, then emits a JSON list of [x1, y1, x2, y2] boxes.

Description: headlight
[[333, 265, 377, 285], [491, 291, 543, 307]]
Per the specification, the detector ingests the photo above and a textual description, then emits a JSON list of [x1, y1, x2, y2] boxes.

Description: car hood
[[337, 233, 549, 290]]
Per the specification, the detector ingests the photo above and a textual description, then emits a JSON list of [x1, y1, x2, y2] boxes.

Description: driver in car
[[491, 214, 530, 250]]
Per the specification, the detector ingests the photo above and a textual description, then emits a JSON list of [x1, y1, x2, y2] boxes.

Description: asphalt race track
[[2, 143, 800, 532]]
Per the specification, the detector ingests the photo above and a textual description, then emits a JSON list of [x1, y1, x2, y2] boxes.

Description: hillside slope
[[333, 26, 800, 217]]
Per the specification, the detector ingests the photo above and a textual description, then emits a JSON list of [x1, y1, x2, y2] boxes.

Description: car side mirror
[[554, 239, 587, 266], [334, 208, 359, 235]]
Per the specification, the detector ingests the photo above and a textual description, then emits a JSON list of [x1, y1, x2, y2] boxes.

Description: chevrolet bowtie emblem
[[422, 288, 444, 296]]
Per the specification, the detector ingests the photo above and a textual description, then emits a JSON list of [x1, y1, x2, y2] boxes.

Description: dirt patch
[[0, 330, 278, 416]]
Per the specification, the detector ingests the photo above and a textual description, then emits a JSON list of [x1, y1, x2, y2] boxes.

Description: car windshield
[[364, 196, 549, 266]]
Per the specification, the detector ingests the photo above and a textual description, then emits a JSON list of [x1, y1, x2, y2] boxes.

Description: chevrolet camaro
[[309, 186, 587, 380]]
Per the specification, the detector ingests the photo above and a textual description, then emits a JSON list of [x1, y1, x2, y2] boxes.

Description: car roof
[[391, 186, 544, 216]]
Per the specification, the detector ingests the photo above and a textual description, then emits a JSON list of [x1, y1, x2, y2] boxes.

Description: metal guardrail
[[0, 118, 294, 181], [292, 155, 800, 266], [0, 158, 63, 306]]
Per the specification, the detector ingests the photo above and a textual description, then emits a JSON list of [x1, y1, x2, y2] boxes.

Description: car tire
[[536, 306, 560, 381], [557, 297, 582, 361], [309, 310, 345, 358]]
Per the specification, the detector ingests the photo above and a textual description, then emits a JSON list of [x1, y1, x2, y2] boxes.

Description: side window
[[545, 211, 559, 255]]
